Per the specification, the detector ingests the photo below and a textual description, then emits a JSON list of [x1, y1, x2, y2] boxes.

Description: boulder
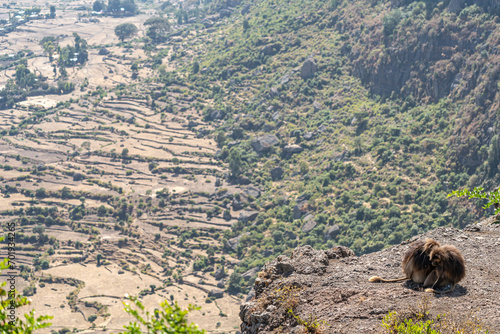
[[252, 135, 279, 153], [232, 199, 244, 211], [98, 47, 110, 55], [303, 132, 315, 140], [239, 210, 259, 223], [242, 266, 260, 280], [219, 8, 232, 17], [313, 100, 321, 111], [261, 43, 281, 56], [226, 233, 248, 251], [324, 224, 340, 240], [210, 110, 226, 120], [301, 214, 317, 233], [300, 59, 317, 79], [447, 0, 463, 13], [293, 200, 308, 219], [244, 186, 261, 198], [227, 140, 241, 148], [270, 167, 284, 181], [237, 176, 252, 185], [208, 289, 224, 299], [263, 249, 274, 257], [214, 268, 226, 280], [283, 144, 303, 157]]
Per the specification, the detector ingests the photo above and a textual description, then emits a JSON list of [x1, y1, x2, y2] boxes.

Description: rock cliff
[[239, 217, 500, 333]]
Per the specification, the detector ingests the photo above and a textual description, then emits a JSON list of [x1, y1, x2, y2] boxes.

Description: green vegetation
[[120, 295, 204, 333], [448, 188, 500, 215], [0, 248, 52, 333], [381, 298, 489, 333]]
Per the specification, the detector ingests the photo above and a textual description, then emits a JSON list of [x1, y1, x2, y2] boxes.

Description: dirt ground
[[240, 217, 500, 333]]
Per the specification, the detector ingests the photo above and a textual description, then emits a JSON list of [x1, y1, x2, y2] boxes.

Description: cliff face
[[239, 217, 500, 333]]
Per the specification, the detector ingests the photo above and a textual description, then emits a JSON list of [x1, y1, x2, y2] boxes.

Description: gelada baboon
[[423, 244, 465, 294], [369, 238, 441, 284]]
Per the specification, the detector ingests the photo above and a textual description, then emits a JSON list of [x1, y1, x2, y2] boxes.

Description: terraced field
[[0, 0, 247, 332]]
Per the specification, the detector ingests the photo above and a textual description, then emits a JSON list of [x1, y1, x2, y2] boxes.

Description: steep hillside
[[239, 218, 500, 333], [161, 0, 500, 293]]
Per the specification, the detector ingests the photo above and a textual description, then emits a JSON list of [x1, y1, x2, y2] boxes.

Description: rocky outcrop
[[300, 59, 317, 79], [239, 218, 500, 333], [238, 210, 259, 223], [270, 167, 284, 180], [252, 135, 279, 154], [283, 144, 303, 157]]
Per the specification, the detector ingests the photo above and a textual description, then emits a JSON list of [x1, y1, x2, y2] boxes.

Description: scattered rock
[[283, 144, 303, 157], [280, 74, 290, 85], [98, 47, 110, 55], [237, 176, 252, 185], [301, 214, 317, 233], [214, 268, 226, 280], [208, 289, 224, 299], [226, 233, 248, 251], [202, 19, 214, 28], [210, 110, 226, 120], [219, 8, 233, 17], [324, 224, 340, 240], [270, 167, 284, 181], [239, 210, 259, 223], [227, 140, 241, 148], [232, 199, 244, 211], [447, 0, 463, 13], [252, 134, 279, 153], [303, 132, 315, 140], [261, 43, 282, 56], [244, 186, 261, 198], [242, 266, 261, 280], [293, 200, 308, 219], [300, 58, 317, 79], [313, 100, 321, 111]]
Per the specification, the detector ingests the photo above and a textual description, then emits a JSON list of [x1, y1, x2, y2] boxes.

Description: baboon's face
[[430, 254, 442, 267]]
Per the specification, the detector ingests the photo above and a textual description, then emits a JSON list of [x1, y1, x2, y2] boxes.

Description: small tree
[[243, 19, 250, 31], [96, 253, 102, 266], [93, 0, 105, 11], [120, 295, 204, 333], [228, 148, 244, 178], [150, 284, 156, 293], [43, 41, 55, 62], [33, 224, 45, 239], [49, 5, 56, 18], [114, 23, 138, 42]]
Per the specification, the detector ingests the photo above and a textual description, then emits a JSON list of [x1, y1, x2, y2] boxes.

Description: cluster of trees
[[114, 16, 170, 43], [93, 0, 138, 14]]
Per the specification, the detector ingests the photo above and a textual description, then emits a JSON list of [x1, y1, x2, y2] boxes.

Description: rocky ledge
[[239, 217, 500, 333]]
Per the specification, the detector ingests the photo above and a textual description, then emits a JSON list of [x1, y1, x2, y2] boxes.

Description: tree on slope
[[115, 23, 138, 42]]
